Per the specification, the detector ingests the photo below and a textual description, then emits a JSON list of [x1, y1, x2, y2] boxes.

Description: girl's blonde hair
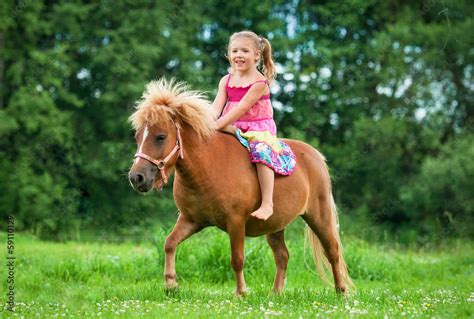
[[227, 30, 277, 84]]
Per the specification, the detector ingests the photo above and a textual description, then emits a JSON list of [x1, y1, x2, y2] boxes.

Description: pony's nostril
[[130, 172, 145, 186]]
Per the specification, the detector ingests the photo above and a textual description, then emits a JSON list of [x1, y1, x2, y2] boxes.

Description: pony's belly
[[174, 167, 310, 234], [244, 212, 302, 237], [175, 195, 302, 235]]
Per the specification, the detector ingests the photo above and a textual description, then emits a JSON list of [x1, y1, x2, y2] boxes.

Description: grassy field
[[0, 221, 473, 318]]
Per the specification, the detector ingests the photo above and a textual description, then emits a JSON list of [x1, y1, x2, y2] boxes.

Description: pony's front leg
[[164, 213, 203, 289], [227, 218, 247, 296]]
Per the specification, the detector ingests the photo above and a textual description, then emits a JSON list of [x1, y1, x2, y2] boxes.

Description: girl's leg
[[251, 163, 274, 220]]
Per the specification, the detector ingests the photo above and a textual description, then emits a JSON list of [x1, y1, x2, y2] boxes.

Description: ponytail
[[259, 36, 276, 84]]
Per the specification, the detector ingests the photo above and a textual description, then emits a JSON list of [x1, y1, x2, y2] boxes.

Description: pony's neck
[[174, 122, 215, 188]]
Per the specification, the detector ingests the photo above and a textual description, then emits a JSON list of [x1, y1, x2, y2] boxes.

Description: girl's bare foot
[[250, 204, 273, 220]]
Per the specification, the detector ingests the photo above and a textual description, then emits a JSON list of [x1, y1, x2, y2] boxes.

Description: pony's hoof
[[164, 283, 179, 296], [272, 288, 284, 295], [336, 286, 347, 296], [165, 282, 179, 290], [234, 289, 248, 298], [164, 277, 179, 291], [164, 273, 178, 289]]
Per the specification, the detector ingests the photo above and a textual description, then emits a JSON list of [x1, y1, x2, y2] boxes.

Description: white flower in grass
[[467, 292, 474, 302]]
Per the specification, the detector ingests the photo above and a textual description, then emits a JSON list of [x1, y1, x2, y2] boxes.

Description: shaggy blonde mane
[[129, 78, 216, 137]]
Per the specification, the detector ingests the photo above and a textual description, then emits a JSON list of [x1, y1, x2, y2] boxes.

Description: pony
[[128, 78, 353, 296]]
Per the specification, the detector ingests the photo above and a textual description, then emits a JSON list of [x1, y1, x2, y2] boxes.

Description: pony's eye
[[154, 134, 166, 143]]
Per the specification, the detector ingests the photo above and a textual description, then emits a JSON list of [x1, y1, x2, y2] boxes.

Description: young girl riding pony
[[212, 30, 296, 221]]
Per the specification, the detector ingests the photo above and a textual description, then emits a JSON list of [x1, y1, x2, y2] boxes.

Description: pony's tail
[[304, 194, 354, 291]]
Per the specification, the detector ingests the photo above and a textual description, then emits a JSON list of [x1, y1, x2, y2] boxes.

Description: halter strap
[[134, 123, 183, 188]]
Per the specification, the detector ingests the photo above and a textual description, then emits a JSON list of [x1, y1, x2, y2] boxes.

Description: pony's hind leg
[[164, 213, 203, 289], [302, 196, 350, 295], [266, 230, 289, 293]]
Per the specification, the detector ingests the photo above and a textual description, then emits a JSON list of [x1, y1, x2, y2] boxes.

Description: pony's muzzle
[[129, 172, 144, 185], [129, 165, 156, 193]]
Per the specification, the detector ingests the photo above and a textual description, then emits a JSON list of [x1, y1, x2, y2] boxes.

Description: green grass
[[0, 222, 473, 318]]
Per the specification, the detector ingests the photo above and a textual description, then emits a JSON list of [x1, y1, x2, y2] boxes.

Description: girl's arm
[[216, 82, 267, 130], [211, 76, 228, 119]]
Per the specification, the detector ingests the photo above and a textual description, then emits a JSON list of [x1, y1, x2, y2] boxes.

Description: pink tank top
[[222, 74, 277, 135]]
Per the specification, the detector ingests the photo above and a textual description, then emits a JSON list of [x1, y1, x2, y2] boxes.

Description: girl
[[212, 30, 296, 221]]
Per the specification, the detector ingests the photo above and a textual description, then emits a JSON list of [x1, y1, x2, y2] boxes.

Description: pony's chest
[[173, 181, 229, 227]]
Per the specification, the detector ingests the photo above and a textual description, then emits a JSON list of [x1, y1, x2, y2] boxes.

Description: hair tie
[[258, 37, 265, 51]]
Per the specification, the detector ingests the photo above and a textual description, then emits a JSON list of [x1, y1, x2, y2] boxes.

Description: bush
[[401, 134, 474, 240], [326, 116, 439, 228]]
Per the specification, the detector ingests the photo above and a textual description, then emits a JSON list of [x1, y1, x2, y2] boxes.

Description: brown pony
[[128, 79, 353, 296]]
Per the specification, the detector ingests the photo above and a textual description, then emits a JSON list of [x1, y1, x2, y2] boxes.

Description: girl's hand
[[218, 125, 238, 135]]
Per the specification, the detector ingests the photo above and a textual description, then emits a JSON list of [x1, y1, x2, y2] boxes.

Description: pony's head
[[128, 78, 216, 192]]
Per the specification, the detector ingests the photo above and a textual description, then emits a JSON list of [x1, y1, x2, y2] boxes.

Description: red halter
[[134, 123, 184, 187]]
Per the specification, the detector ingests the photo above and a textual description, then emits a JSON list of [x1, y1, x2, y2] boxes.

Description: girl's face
[[229, 38, 260, 73]]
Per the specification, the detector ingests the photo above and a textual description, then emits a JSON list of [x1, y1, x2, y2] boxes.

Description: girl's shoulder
[[252, 71, 268, 84], [218, 74, 231, 89], [219, 74, 231, 86]]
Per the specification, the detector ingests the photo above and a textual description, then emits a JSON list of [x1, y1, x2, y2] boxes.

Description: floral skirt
[[236, 130, 296, 176]]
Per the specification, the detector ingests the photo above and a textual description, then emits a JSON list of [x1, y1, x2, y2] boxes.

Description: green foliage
[[327, 116, 440, 225], [401, 134, 474, 239]]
